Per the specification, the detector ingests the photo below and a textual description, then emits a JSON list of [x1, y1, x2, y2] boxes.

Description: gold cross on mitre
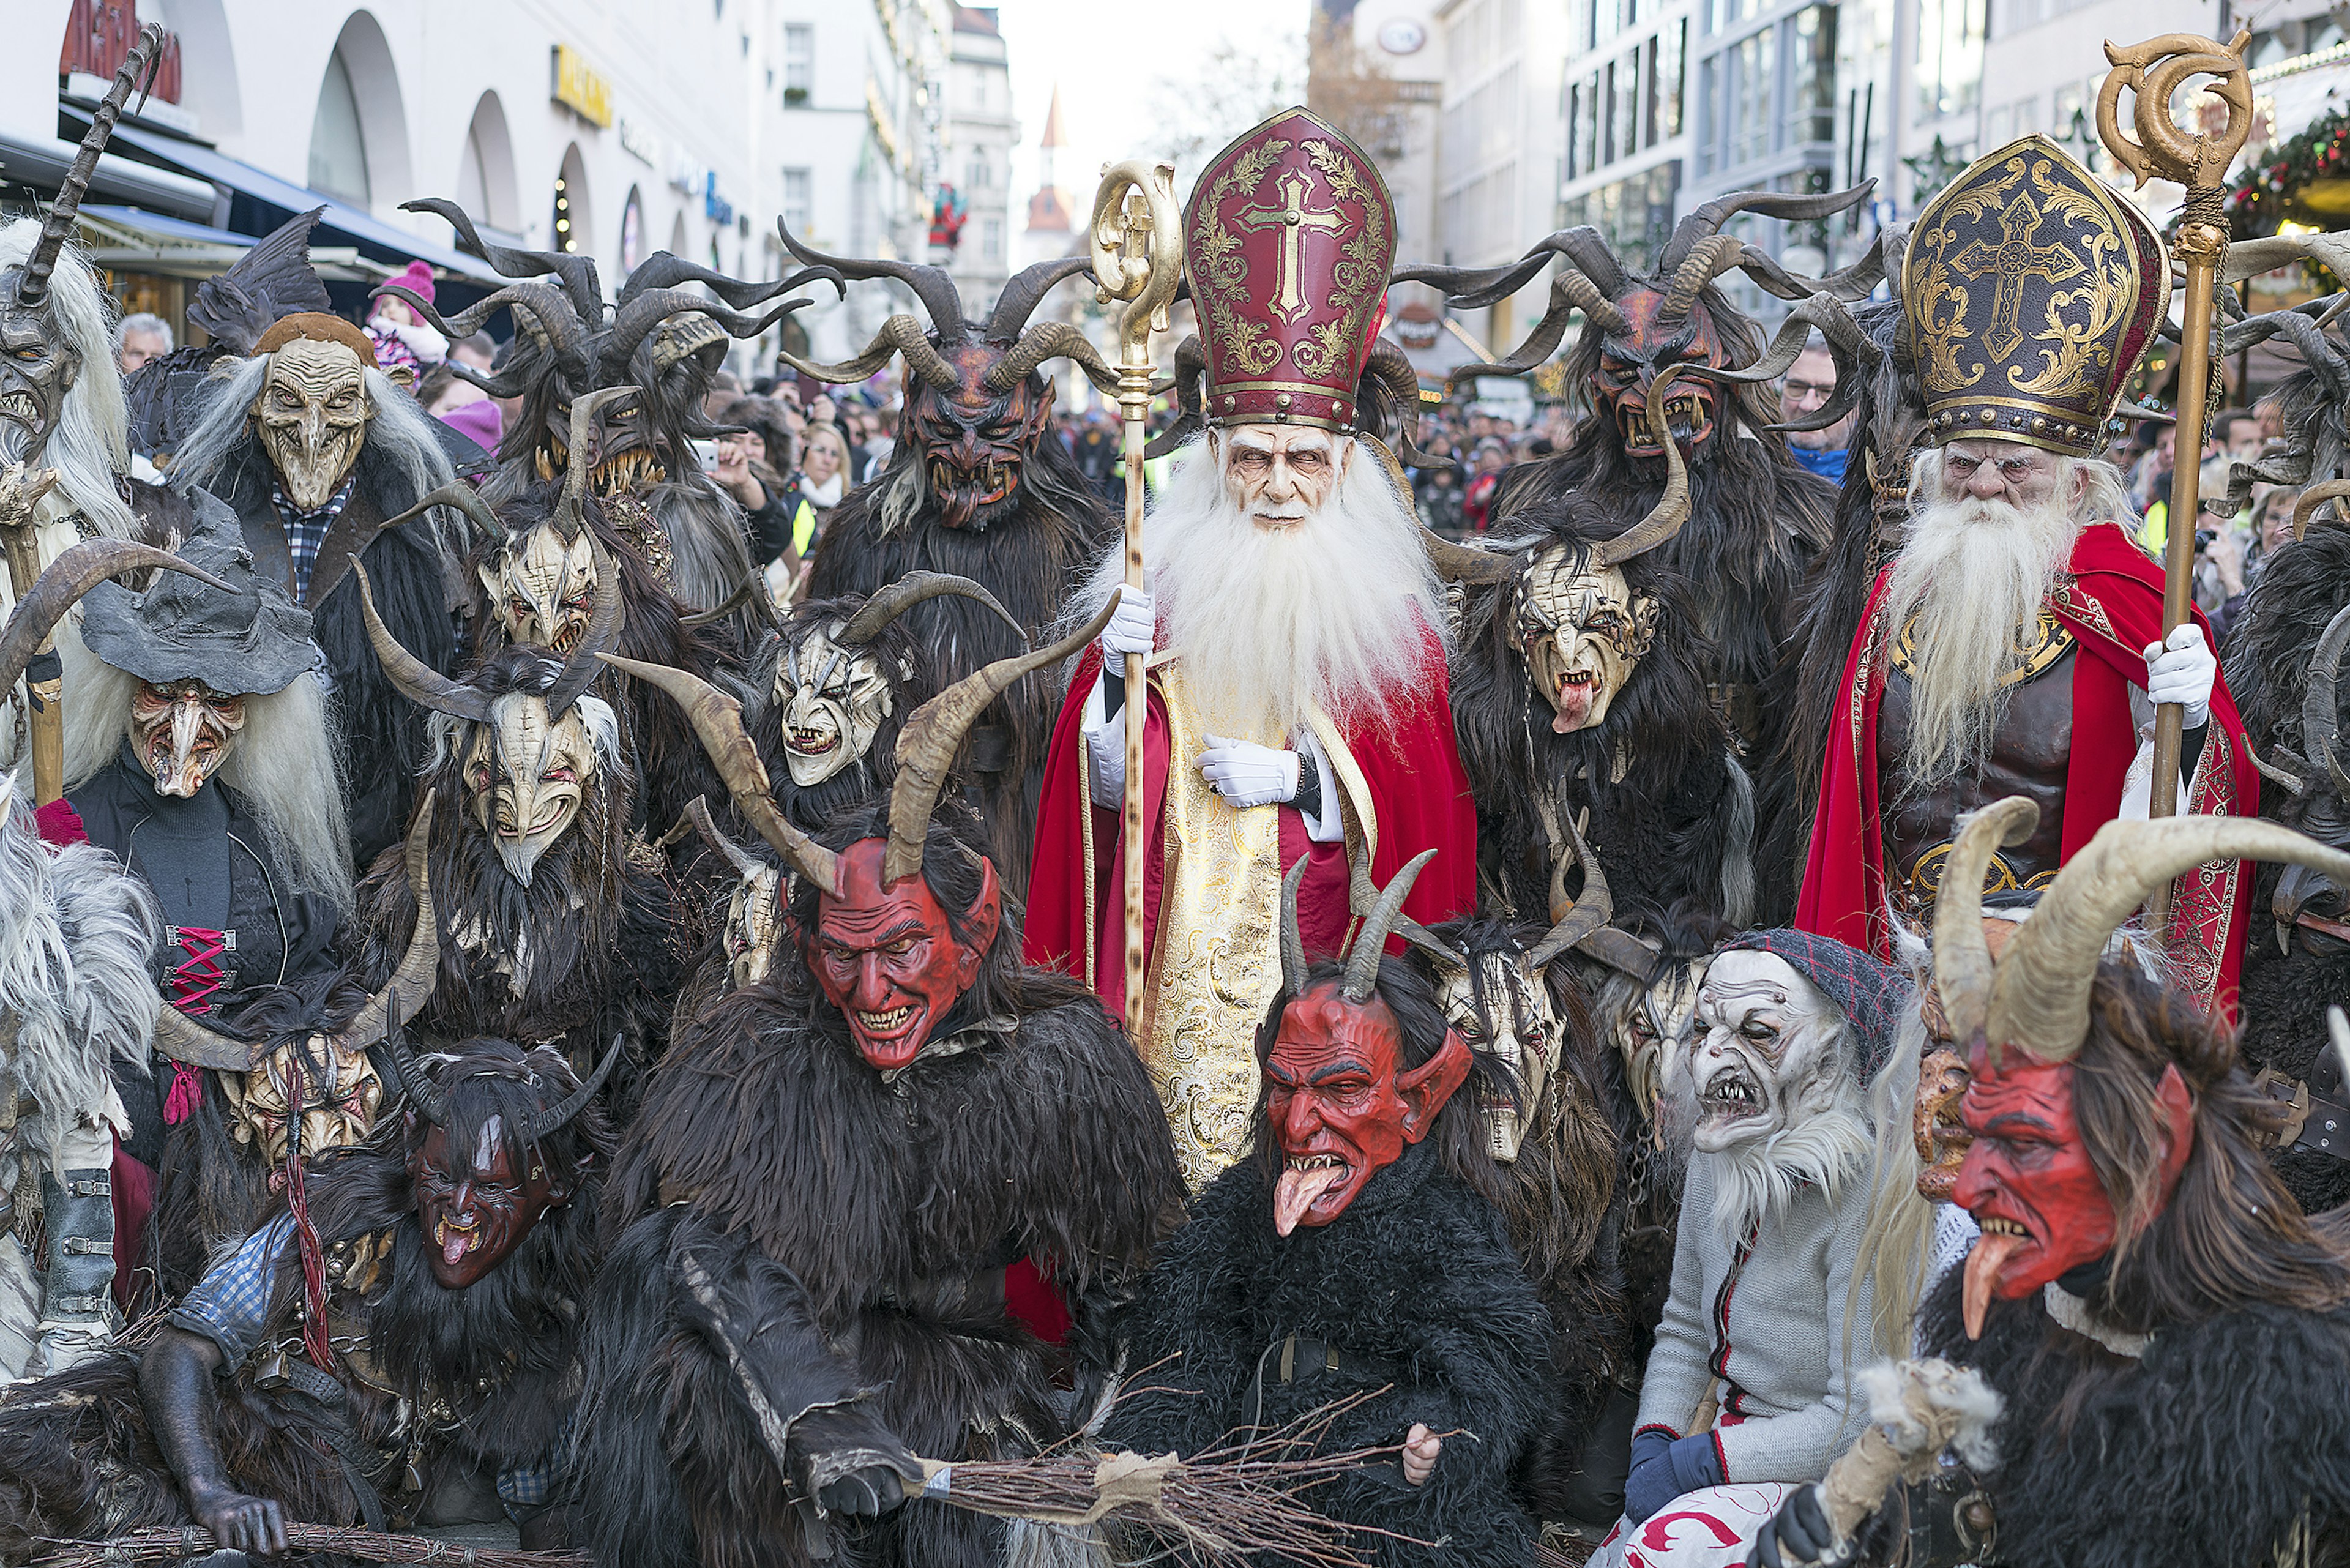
[[1234, 170, 1349, 322], [1947, 190, 2087, 361]]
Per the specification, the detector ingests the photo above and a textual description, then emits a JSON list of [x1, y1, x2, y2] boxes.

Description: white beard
[[1706, 1078, 1873, 1245], [1075, 436, 1444, 739], [1878, 486, 2081, 786]]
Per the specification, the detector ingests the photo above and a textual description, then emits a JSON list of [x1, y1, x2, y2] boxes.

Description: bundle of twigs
[[31, 1524, 586, 1567], [914, 1385, 1439, 1567]]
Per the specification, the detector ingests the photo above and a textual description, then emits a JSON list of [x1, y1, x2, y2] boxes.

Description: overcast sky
[[996, 0, 1310, 222]]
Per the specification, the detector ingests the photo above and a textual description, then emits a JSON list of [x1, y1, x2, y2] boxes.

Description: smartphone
[[691, 438, 720, 474]]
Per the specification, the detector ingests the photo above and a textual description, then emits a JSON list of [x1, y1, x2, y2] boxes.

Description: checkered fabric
[[268, 474, 358, 600], [1721, 928, 1910, 1083], [168, 1213, 294, 1364]]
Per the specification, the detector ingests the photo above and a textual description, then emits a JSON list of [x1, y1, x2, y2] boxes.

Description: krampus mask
[[375, 1028, 617, 1288], [610, 597, 1116, 1069], [1933, 797, 2350, 1337], [676, 796, 783, 991], [774, 230, 1117, 531], [2237, 553, 2349, 958], [1263, 850, 1475, 1234], [0, 28, 159, 469]]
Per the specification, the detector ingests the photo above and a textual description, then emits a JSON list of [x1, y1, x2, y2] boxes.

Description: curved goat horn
[[983, 321, 1117, 395], [545, 533, 622, 719], [1928, 797, 2040, 1049], [354, 561, 494, 723], [1733, 228, 1889, 304], [1591, 367, 1692, 567], [371, 480, 506, 550], [404, 197, 603, 323], [601, 653, 842, 895], [777, 218, 967, 339], [1143, 336, 1209, 460], [2304, 601, 2350, 794], [0, 540, 233, 696], [780, 313, 960, 391], [1528, 810, 1613, 968], [372, 1031, 450, 1128], [1392, 250, 1552, 310], [684, 794, 764, 879], [1422, 528, 1517, 585], [1280, 855, 1311, 998], [375, 282, 591, 375], [1341, 849, 1439, 1002], [1362, 340, 1431, 463], [1449, 264, 1628, 383], [518, 1033, 624, 1142], [1657, 181, 1876, 273], [2294, 480, 2350, 542], [1989, 818, 2350, 1062], [884, 596, 1116, 885], [602, 285, 831, 380], [151, 1006, 259, 1070], [1685, 293, 1882, 435], [554, 387, 640, 534], [344, 791, 442, 1047], [617, 253, 808, 308], [1660, 234, 1747, 324], [20, 24, 162, 310], [985, 255, 1095, 338], [838, 571, 1026, 648]]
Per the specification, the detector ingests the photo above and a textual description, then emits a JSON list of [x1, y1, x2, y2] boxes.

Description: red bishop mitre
[[1183, 108, 1397, 432]]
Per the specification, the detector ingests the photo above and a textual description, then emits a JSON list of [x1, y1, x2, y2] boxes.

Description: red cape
[[1794, 521, 2258, 1013], [1025, 635, 1477, 1012]]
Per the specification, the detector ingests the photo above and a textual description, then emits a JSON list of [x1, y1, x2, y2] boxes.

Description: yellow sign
[[552, 45, 613, 128]]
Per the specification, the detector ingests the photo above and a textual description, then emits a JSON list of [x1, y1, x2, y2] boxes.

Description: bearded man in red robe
[[1027, 108, 1476, 1186], [1796, 136, 2258, 1011]]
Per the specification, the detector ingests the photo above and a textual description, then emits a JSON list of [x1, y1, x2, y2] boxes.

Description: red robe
[[1026, 632, 1478, 1015], [1795, 521, 2258, 1013]]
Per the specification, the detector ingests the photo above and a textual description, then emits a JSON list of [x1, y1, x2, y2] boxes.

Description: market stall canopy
[[0, 126, 212, 221], [62, 105, 505, 286], [75, 206, 385, 283]]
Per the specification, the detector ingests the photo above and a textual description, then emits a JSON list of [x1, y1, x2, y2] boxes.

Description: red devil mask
[[1266, 979, 1472, 1236], [409, 1113, 571, 1289], [805, 837, 1001, 1073], [1592, 289, 1726, 459]]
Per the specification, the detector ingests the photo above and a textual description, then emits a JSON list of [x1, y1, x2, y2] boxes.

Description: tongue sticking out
[[1274, 1163, 1347, 1236], [1551, 678, 1594, 734], [1961, 1229, 2028, 1340], [443, 1228, 476, 1268]]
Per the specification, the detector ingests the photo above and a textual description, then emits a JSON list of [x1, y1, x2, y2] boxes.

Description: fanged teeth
[[1978, 1216, 2028, 1236], [1701, 1073, 1759, 1108], [857, 1005, 914, 1030], [0, 392, 37, 419], [1283, 1154, 1345, 1171], [786, 726, 838, 752]]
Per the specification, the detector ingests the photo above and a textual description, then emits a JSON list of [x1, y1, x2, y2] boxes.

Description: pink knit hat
[[390, 258, 435, 305]]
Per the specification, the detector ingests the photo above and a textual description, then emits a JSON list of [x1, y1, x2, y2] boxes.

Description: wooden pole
[[2097, 28, 2251, 931], [0, 469, 64, 805], [1087, 162, 1183, 1039]]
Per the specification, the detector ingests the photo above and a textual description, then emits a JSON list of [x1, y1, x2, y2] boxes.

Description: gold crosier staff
[[1087, 162, 1182, 1040], [2097, 30, 2253, 928]]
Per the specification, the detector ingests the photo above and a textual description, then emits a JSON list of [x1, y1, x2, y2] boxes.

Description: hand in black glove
[[187, 1477, 289, 1557], [789, 1403, 923, 1520], [1623, 1428, 1725, 1523], [1747, 1484, 1848, 1568]]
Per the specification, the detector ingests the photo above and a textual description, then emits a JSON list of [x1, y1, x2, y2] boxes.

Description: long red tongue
[[1962, 1230, 2027, 1340], [444, 1230, 474, 1267], [1274, 1165, 1346, 1236]]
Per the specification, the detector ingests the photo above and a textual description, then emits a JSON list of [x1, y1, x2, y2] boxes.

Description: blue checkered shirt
[[169, 1214, 569, 1517], [269, 473, 358, 600]]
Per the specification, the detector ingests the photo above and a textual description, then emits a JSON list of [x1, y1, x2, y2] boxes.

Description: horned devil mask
[[1512, 549, 1658, 735]]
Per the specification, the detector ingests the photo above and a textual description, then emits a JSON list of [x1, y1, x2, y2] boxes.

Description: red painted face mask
[[1265, 980, 1473, 1236], [409, 1114, 569, 1290], [807, 837, 1001, 1072], [1951, 1045, 2193, 1338], [1591, 289, 1726, 458]]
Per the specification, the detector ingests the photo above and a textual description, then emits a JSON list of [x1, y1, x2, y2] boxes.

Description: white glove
[[389, 319, 449, 365], [2143, 622, 2216, 729], [1198, 734, 1300, 808], [1099, 584, 1155, 676]]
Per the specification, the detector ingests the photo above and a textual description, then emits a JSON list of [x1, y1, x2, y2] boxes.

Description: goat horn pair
[[600, 654, 841, 896], [1933, 796, 2350, 1063], [356, 561, 492, 724], [404, 197, 604, 323], [0, 540, 233, 698], [777, 219, 968, 340], [835, 572, 1024, 648], [1684, 292, 1882, 435], [681, 794, 764, 881], [1528, 810, 1613, 967], [982, 321, 1117, 395], [984, 256, 1094, 338], [1656, 182, 1876, 272], [19, 25, 162, 310], [779, 313, 958, 392], [1449, 263, 1628, 383], [381, 1026, 619, 1140], [1279, 848, 1442, 1002]]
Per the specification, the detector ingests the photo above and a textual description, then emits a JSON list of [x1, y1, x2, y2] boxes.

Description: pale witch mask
[[255, 337, 370, 509], [774, 624, 899, 786], [1437, 952, 1564, 1162], [130, 678, 247, 797], [1687, 949, 1845, 1155], [224, 1032, 386, 1166], [1512, 548, 1658, 735], [464, 691, 600, 887], [483, 523, 599, 655]]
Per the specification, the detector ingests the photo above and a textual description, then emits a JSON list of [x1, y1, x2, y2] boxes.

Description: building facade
[[939, 7, 1015, 316]]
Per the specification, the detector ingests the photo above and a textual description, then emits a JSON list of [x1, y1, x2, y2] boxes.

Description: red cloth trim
[[1024, 634, 1479, 1012], [1004, 1258, 1072, 1345], [35, 798, 88, 848], [1794, 523, 2256, 1015], [110, 1142, 153, 1312], [1634, 1422, 1684, 1440]]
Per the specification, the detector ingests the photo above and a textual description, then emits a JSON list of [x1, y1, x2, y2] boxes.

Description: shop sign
[[552, 44, 614, 128]]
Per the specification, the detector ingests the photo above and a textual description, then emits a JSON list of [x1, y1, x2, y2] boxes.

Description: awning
[[75, 206, 390, 282], [62, 106, 505, 285], [0, 129, 215, 222]]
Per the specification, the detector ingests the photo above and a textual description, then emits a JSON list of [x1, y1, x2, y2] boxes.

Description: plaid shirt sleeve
[[496, 1410, 576, 1514], [167, 1213, 294, 1369]]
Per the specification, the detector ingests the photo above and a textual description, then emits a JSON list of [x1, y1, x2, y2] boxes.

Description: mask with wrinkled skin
[[255, 338, 370, 509], [1687, 949, 1843, 1155], [1914, 1047, 1974, 1201], [726, 861, 784, 989], [483, 523, 600, 655], [1437, 952, 1564, 1162], [1511, 549, 1657, 736], [774, 624, 898, 786], [0, 273, 77, 470], [130, 678, 247, 798], [411, 1112, 569, 1289], [1603, 958, 1706, 1127], [223, 1032, 385, 1166], [464, 692, 597, 886]]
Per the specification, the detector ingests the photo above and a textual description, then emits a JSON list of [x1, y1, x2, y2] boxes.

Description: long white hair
[[0, 218, 137, 540], [1070, 433, 1445, 738], [59, 644, 355, 915]]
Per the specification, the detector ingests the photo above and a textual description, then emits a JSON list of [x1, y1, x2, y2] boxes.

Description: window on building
[[783, 23, 815, 105], [307, 49, 370, 206], [1730, 27, 1775, 165], [983, 215, 1002, 261], [781, 166, 813, 237], [1574, 71, 1600, 179], [1915, 0, 1984, 122], [1787, 6, 1837, 146], [1696, 54, 1719, 174], [967, 152, 993, 189]]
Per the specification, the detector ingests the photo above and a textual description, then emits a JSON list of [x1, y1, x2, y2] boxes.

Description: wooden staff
[[1087, 161, 1182, 1040], [0, 465, 65, 804], [2097, 30, 2252, 928]]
